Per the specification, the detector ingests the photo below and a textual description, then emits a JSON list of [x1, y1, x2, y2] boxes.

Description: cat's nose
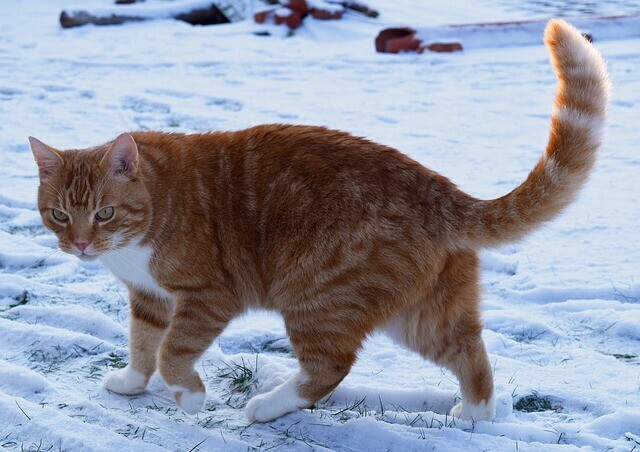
[[74, 241, 90, 252]]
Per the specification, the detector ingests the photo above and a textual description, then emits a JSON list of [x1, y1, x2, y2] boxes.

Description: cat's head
[[29, 133, 152, 261]]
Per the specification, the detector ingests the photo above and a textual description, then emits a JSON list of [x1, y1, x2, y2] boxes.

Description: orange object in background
[[375, 28, 421, 53]]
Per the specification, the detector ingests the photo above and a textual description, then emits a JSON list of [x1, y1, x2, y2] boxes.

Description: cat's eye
[[52, 209, 69, 222], [95, 207, 114, 221]]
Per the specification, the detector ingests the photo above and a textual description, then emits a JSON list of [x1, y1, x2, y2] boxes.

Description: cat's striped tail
[[459, 19, 610, 248]]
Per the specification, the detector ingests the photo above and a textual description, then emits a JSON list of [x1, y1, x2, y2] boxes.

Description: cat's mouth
[[77, 252, 100, 262]]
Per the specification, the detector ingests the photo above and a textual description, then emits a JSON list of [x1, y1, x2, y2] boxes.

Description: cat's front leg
[[158, 292, 237, 415], [103, 289, 173, 395]]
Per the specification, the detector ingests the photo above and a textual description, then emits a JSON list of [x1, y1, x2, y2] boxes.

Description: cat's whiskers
[[17, 248, 66, 274]]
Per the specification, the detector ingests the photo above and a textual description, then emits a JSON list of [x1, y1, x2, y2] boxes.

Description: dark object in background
[[310, 7, 343, 20], [60, 3, 230, 28], [339, 1, 378, 18], [375, 27, 463, 54], [422, 42, 463, 53], [375, 28, 421, 53]]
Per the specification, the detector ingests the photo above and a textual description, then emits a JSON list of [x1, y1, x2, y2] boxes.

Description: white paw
[[246, 372, 310, 423], [450, 402, 463, 419], [103, 366, 148, 395], [450, 394, 496, 422], [168, 385, 206, 415]]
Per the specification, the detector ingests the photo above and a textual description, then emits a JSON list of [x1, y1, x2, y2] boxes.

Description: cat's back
[[239, 124, 456, 210], [236, 124, 422, 175], [132, 125, 457, 230], [133, 125, 428, 175]]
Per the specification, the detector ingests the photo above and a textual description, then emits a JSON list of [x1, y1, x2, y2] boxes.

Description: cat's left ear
[[103, 133, 139, 175]]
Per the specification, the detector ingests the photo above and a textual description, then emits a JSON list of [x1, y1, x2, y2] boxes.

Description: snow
[[1, 0, 639, 450], [307, 1, 344, 14], [275, 7, 295, 18], [414, 15, 640, 51]]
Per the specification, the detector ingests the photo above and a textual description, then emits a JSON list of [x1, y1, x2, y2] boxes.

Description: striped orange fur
[[30, 20, 609, 422]]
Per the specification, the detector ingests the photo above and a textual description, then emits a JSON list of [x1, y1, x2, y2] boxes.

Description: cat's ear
[[102, 133, 139, 175], [29, 136, 63, 178]]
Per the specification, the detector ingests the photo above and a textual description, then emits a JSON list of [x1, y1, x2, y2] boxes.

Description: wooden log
[[308, 0, 344, 20], [419, 42, 463, 53], [310, 7, 343, 20], [330, 1, 378, 18], [60, 1, 231, 29]]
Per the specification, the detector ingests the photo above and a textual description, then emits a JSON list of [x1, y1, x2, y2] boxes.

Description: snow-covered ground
[[1, 1, 639, 450]]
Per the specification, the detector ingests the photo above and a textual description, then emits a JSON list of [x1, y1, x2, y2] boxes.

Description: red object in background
[[254, 0, 353, 29], [282, 0, 308, 15], [375, 28, 420, 53], [275, 9, 302, 28], [310, 7, 344, 20], [254, 7, 303, 29], [253, 9, 271, 23], [376, 27, 463, 53]]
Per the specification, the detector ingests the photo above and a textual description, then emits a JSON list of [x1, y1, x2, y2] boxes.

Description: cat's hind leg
[[386, 250, 496, 422], [246, 312, 365, 422], [245, 369, 311, 423], [446, 341, 495, 422], [103, 289, 173, 395]]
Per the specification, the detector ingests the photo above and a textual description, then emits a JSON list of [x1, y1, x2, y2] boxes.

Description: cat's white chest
[[99, 241, 171, 300]]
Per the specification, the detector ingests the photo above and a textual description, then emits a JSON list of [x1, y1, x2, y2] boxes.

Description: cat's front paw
[[103, 366, 148, 395], [168, 385, 206, 415]]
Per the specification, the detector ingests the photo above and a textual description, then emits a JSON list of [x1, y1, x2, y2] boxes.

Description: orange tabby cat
[[29, 20, 608, 422]]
